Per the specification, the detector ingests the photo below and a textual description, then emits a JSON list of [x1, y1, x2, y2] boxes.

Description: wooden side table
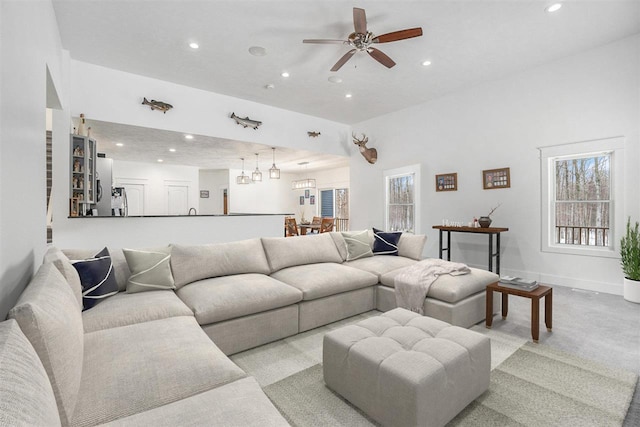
[[485, 282, 553, 342]]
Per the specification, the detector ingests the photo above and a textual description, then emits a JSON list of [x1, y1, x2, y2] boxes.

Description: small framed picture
[[483, 167, 510, 189], [310, 195, 315, 205], [435, 173, 457, 192], [300, 196, 305, 205], [305, 189, 310, 198], [200, 190, 209, 198]]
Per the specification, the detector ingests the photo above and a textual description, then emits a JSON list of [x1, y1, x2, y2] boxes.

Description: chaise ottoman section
[[323, 308, 490, 427]]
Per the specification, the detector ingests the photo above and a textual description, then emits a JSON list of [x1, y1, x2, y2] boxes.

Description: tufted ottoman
[[323, 308, 490, 427]]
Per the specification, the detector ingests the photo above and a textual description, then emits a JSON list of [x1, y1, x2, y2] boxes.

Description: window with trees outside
[[385, 164, 421, 233], [554, 154, 610, 247], [540, 137, 624, 258]]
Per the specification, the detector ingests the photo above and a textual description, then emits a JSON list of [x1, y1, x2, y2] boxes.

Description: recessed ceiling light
[[545, 3, 562, 13], [116, 143, 124, 147], [184, 134, 194, 140], [345, 93, 352, 98], [157, 159, 164, 162], [189, 42, 199, 49], [328, 76, 343, 84], [248, 46, 267, 56], [265, 83, 275, 89], [169, 148, 176, 152], [281, 72, 290, 78], [422, 60, 432, 66]]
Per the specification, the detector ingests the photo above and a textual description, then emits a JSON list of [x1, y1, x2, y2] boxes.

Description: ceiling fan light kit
[[303, 7, 423, 71]]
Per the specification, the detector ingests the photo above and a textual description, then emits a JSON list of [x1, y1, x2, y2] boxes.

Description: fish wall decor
[[307, 131, 321, 138], [230, 112, 262, 130], [142, 97, 173, 113]]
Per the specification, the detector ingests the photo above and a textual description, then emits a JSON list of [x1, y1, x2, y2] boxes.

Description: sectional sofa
[[0, 231, 499, 426]]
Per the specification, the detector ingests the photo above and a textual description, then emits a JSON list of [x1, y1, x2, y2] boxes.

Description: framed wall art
[[304, 189, 310, 198], [310, 195, 315, 205], [300, 196, 305, 205], [435, 173, 457, 192], [200, 190, 210, 198], [483, 167, 510, 189]]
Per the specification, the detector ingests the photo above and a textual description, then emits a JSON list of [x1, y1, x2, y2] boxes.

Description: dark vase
[[478, 216, 492, 228]]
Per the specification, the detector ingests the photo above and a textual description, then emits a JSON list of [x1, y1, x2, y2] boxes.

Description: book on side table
[[499, 276, 538, 291]]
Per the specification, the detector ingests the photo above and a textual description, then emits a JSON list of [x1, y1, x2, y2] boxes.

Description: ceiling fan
[[303, 7, 423, 72]]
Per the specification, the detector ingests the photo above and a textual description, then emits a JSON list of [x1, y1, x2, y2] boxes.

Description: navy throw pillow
[[71, 247, 118, 311], [372, 228, 402, 256]]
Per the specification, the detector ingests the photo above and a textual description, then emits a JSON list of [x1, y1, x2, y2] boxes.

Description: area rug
[[264, 342, 638, 427]]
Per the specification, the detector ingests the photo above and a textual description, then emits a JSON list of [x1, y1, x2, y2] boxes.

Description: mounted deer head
[[352, 133, 378, 164]]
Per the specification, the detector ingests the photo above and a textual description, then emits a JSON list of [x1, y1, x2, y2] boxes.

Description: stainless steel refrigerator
[[95, 156, 113, 216]]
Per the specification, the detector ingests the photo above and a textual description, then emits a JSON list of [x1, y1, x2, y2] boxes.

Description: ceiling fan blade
[[353, 7, 367, 33], [330, 49, 357, 72], [373, 27, 423, 43], [367, 47, 396, 68], [303, 39, 348, 44]]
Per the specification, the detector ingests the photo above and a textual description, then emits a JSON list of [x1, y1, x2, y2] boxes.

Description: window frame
[[384, 164, 421, 233], [539, 137, 624, 258]]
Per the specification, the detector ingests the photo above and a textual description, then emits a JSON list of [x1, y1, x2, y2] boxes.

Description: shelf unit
[[70, 134, 96, 215]]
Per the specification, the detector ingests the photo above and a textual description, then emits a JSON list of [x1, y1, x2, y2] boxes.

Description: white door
[[123, 184, 144, 216], [167, 185, 189, 215]]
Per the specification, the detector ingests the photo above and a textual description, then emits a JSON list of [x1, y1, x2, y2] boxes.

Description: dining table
[[298, 223, 320, 235]]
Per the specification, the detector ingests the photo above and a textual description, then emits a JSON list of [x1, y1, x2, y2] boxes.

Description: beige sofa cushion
[[72, 316, 246, 426], [8, 263, 84, 426], [344, 256, 416, 279], [262, 234, 343, 273], [43, 246, 83, 308], [177, 274, 302, 325], [103, 377, 289, 427], [123, 247, 175, 293], [82, 290, 194, 333], [380, 266, 499, 303], [171, 239, 270, 289], [63, 248, 131, 292], [397, 233, 427, 260], [270, 263, 378, 300], [0, 319, 61, 426]]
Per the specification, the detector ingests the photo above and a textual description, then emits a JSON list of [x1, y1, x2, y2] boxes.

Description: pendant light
[[291, 161, 316, 189], [236, 158, 251, 184], [269, 147, 281, 179], [252, 153, 262, 182]]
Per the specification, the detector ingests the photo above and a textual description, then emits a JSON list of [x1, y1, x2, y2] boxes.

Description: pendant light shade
[[236, 158, 251, 184], [269, 147, 280, 179], [252, 153, 262, 182], [291, 161, 315, 189]]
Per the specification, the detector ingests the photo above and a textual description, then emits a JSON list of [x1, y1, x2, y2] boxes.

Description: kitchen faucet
[[188, 208, 197, 216]]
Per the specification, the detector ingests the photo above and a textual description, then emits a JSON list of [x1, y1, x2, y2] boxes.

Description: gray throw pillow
[[341, 230, 374, 261], [123, 247, 175, 293]]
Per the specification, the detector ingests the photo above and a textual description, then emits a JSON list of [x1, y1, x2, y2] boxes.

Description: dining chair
[[309, 216, 322, 234], [319, 217, 335, 233], [285, 217, 299, 237]]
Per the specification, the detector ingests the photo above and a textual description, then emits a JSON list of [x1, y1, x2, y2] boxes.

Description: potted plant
[[621, 217, 640, 303]]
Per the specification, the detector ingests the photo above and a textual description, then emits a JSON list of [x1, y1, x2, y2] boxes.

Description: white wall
[[0, 0, 69, 318], [52, 215, 286, 249], [199, 169, 228, 215], [351, 35, 640, 295], [228, 170, 296, 215], [290, 166, 350, 222], [112, 160, 199, 215]]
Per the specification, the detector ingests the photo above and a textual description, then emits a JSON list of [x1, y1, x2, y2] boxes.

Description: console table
[[432, 225, 508, 274]]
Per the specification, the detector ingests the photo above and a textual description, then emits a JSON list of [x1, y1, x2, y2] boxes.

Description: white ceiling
[[84, 119, 349, 172], [52, 0, 640, 125]]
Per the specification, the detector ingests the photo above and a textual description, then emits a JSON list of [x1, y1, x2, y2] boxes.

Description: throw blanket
[[394, 259, 470, 314]]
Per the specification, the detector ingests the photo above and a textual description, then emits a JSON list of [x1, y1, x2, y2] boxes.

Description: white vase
[[623, 277, 640, 303]]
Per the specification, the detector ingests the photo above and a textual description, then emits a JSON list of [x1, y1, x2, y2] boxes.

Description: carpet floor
[[263, 342, 637, 427]]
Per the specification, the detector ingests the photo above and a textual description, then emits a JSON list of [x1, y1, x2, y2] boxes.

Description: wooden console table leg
[[485, 288, 493, 329], [501, 292, 508, 319], [531, 296, 540, 343], [545, 289, 553, 331]]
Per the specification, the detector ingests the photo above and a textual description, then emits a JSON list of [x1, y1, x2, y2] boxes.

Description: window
[[320, 188, 349, 231], [384, 164, 421, 233], [320, 189, 334, 217], [540, 137, 624, 257]]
